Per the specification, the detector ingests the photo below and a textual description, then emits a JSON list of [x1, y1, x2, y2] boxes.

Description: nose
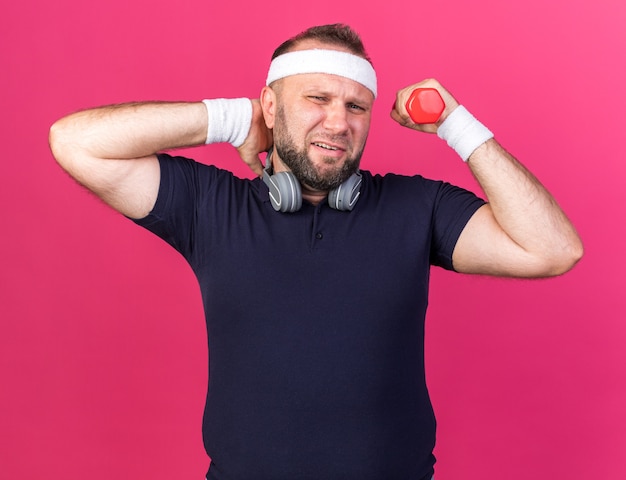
[[322, 102, 349, 134]]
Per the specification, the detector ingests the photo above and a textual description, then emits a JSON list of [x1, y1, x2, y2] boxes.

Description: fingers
[[245, 155, 265, 177], [236, 142, 271, 177], [236, 99, 273, 177], [391, 79, 459, 133]]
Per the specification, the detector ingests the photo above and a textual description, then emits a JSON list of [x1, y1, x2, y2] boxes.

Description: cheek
[[350, 119, 370, 144], [282, 113, 318, 143], [299, 110, 324, 134]]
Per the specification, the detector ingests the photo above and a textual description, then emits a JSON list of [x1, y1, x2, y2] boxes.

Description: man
[[49, 24, 582, 480]]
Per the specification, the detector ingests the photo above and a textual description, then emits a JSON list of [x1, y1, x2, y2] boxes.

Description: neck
[[299, 184, 328, 206], [270, 151, 328, 206]]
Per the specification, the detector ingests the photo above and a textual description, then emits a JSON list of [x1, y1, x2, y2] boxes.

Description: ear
[[260, 86, 277, 129]]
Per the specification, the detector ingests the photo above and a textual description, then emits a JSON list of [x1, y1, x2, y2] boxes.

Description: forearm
[[49, 98, 267, 219], [50, 101, 208, 161], [467, 138, 583, 272], [49, 101, 210, 219]]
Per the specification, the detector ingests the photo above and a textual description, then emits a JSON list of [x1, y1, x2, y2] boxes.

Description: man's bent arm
[[393, 79, 583, 278], [452, 139, 583, 277], [49, 102, 208, 219]]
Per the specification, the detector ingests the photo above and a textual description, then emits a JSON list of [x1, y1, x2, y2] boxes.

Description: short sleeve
[[131, 153, 218, 260], [429, 182, 485, 270]]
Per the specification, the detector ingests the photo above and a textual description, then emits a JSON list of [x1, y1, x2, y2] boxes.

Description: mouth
[[313, 142, 339, 151], [312, 141, 345, 153]]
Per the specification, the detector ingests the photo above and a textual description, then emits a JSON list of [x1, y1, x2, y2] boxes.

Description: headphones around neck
[[261, 150, 362, 213]]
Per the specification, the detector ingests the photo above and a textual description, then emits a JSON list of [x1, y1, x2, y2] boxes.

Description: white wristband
[[202, 98, 253, 148], [437, 106, 494, 162]]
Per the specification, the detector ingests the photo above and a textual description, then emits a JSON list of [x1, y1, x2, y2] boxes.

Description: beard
[[273, 106, 365, 191]]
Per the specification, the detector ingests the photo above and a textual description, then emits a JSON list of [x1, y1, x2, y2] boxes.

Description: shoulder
[[156, 153, 267, 210], [359, 170, 453, 204], [157, 152, 232, 179], [361, 169, 446, 187], [156, 152, 258, 192]]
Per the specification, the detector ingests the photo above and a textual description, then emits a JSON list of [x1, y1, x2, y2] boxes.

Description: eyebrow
[[301, 85, 373, 106]]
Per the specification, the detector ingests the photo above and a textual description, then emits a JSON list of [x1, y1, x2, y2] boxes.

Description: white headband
[[266, 49, 377, 98]]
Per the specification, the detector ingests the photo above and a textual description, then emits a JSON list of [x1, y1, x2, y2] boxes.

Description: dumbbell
[[404, 88, 445, 124]]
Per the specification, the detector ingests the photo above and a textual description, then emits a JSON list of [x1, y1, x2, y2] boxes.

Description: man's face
[[269, 45, 374, 191]]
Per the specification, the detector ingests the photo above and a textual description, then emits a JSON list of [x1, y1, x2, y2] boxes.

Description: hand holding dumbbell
[[392, 81, 493, 160], [404, 88, 445, 124]]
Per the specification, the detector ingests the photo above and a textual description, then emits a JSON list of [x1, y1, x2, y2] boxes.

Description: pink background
[[2, 0, 625, 479]]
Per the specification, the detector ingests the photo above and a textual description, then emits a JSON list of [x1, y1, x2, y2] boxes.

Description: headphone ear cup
[[328, 172, 362, 211], [267, 171, 302, 212]]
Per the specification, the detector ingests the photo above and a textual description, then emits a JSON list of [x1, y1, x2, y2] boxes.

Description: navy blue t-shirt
[[134, 153, 485, 480]]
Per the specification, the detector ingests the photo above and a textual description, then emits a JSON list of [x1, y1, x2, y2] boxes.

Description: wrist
[[437, 106, 494, 162], [202, 98, 253, 147]]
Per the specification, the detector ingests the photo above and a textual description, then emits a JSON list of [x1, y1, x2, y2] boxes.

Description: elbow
[[564, 236, 585, 272], [49, 119, 67, 167], [48, 120, 63, 165], [49, 117, 80, 173], [541, 236, 584, 277]]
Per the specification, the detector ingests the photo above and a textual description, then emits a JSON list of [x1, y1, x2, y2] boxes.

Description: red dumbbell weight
[[405, 88, 445, 124]]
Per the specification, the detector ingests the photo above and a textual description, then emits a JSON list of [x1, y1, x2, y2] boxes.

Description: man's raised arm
[[49, 99, 270, 219], [49, 102, 207, 219], [392, 79, 584, 278]]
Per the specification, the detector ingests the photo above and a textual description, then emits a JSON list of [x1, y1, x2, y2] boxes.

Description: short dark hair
[[271, 24, 372, 64]]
